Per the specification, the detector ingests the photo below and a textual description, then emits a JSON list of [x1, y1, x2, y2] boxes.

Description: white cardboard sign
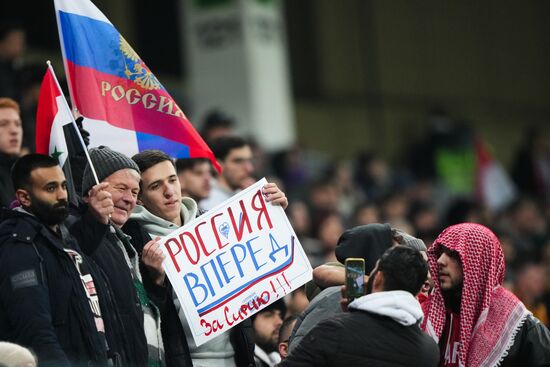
[[160, 178, 312, 346]]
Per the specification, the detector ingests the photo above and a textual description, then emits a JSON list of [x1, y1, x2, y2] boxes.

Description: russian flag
[[53, 0, 220, 171]]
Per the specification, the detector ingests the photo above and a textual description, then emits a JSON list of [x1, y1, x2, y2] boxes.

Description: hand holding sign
[[262, 182, 288, 210], [160, 178, 311, 346]]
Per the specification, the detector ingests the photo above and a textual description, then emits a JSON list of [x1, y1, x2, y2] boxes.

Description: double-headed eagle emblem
[[120, 36, 161, 90]]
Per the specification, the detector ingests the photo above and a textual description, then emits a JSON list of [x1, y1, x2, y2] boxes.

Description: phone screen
[[345, 258, 365, 302]]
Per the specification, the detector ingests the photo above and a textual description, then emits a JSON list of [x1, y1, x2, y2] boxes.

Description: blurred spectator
[[513, 262, 549, 327], [288, 201, 311, 238], [252, 299, 286, 367], [200, 135, 255, 210], [512, 126, 550, 200], [0, 97, 23, 208], [271, 145, 309, 200], [199, 109, 234, 144], [17, 64, 43, 152], [380, 192, 410, 224], [277, 316, 297, 360], [354, 151, 393, 202], [308, 179, 338, 212], [350, 202, 380, 227], [0, 23, 26, 101], [285, 285, 309, 317], [328, 161, 363, 220], [175, 157, 212, 202], [0, 342, 36, 367], [503, 197, 547, 260], [305, 210, 344, 268]]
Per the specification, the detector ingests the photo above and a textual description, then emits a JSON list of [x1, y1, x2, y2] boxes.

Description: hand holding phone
[[345, 258, 365, 302]]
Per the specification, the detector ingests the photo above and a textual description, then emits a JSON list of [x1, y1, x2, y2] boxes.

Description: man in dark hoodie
[[280, 246, 439, 367], [289, 223, 429, 352], [0, 154, 115, 366]]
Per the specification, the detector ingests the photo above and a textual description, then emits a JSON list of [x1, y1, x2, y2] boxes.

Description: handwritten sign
[[160, 178, 312, 346]]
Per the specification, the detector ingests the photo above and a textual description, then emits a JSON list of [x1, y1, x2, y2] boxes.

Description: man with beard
[[252, 299, 286, 367], [421, 223, 550, 366], [279, 246, 439, 367], [0, 154, 114, 366]]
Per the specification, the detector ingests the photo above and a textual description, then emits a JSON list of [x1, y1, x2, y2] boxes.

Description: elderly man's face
[[102, 169, 140, 227]]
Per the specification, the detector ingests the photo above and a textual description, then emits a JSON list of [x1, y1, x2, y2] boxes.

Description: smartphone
[[345, 258, 365, 302]]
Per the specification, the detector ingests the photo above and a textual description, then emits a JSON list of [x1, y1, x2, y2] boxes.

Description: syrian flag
[[36, 66, 79, 203]]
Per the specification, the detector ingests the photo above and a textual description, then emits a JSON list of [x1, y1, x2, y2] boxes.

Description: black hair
[[11, 154, 59, 190], [278, 315, 297, 344], [132, 150, 175, 174], [201, 110, 234, 133], [175, 157, 210, 173], [209, 136, 248, 160], [377, 245, 428, 295]]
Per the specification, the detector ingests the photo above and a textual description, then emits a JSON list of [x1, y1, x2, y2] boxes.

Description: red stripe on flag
[[66, 61, 220, 171], [36, 69, 61, 155]]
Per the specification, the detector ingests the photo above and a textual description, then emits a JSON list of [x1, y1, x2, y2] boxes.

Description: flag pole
[[46, 60, 100, 188]]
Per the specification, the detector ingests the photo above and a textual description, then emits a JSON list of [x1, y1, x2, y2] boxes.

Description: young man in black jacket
[[280, 246, 440, 367], [0, 154, 115, 366]]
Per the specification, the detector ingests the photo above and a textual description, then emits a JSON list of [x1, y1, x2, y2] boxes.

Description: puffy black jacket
[[500, 314, 550, 366], [280, 310, 439, 367], [0, 209, 110, 366], [74, 217, 149, 367]]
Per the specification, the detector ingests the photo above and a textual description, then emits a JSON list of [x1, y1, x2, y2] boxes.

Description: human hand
[[87, 182, 113, 225], [142, 237, 166, 285], [262, 182, 288, 210]]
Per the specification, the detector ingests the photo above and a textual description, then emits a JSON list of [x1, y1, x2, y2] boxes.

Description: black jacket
[[0, 209, 110, 367], [280, 309, 439, 367], [73, 210, 149, 367], [500, 314, 550, 366], [123, 219, 256, 367]]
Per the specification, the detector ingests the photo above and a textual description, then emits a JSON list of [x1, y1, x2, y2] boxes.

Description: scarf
[[421, 223, 529, 367]]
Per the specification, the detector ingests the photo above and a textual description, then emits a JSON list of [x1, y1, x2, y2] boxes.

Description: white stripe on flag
[[49, 95, 73, 167], [82, 117, 140, 158]]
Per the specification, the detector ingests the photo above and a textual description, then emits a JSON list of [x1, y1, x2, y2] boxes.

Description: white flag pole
[[46, 60, 100, 188]]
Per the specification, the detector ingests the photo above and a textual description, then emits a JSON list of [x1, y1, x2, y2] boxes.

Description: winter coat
[[0, 209, 110, 367], [73, 211, 149, 367], [280, 291, 440, 367]]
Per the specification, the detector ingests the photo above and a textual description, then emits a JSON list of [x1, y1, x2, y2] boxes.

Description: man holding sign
[[123, 149, 295, 367]]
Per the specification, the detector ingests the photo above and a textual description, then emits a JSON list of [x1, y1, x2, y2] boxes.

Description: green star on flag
[[51, 146, 64, 162]]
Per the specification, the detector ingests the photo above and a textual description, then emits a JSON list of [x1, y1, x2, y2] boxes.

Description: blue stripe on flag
[[59, 11, 134, 79], [136, 132, 191, 158]]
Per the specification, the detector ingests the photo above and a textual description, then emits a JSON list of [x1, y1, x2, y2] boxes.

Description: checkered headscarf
[[421, 223, 529, 367]]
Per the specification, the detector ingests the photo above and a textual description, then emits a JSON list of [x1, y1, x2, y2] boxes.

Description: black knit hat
[[81, 146, 140, 196]]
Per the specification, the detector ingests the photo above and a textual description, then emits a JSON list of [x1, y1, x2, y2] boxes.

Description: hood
[[349, 290, 423, 326], [130, 197, 198, 237], [335, 223, 393, 273]]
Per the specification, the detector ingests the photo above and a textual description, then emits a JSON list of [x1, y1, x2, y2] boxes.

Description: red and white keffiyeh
[[421, 223, 530, 367]]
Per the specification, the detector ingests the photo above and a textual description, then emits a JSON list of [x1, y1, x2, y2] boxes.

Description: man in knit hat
[[79, 146, 165, 367], [421, 223, 550, 366]]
